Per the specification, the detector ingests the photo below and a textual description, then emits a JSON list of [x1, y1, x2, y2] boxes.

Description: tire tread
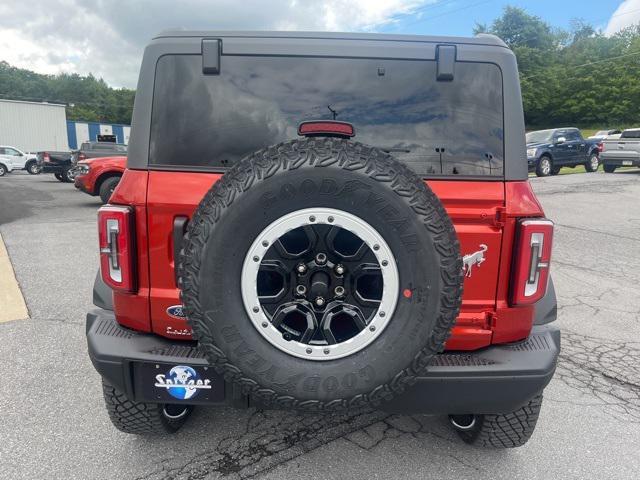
[[459, 395, 543, 448], [178, 138, 463, 411], [101, 381, 184, 434]]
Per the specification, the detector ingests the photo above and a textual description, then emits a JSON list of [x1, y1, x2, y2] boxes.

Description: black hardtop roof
[[153, 30, 508, 48], [129, 28, 527, 180]]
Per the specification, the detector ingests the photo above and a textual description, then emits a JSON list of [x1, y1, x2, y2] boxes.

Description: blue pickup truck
[[526, 127, 601, 177]]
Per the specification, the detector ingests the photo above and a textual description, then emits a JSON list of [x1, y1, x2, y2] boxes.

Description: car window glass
[[565, 131, 580, 141], [150, 55, 505, 177], [621, 130, 640, 139]]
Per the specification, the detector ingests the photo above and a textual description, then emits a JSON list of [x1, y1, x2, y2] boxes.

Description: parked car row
[[526, 127, 602, 177], [36, 141, 127, 183], [0, 140, 128, 204], [526, 127, 639, 177]]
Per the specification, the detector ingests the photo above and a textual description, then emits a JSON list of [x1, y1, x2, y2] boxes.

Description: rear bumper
[[87, 309, 560, 414], [601, 156, 640, 167], [41, 164, 65, 174]]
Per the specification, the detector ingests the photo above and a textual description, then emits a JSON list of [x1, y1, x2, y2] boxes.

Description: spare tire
[[179, 138, 463, 410]]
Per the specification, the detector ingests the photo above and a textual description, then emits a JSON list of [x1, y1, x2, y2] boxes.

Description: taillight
[[98, 205, 135, 292], [510, 219, 554, 305], [597, 142, 604, 152], [78, 153, 87, 161]]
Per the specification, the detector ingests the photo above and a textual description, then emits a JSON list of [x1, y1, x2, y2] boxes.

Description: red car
[[87, 32, 559, 448], [74, 156, 126, 203]]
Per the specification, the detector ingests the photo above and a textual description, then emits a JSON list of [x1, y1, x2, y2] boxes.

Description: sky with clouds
[[0, 0, 635, 88]]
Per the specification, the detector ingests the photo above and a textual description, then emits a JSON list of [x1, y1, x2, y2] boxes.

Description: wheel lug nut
[[296, 263, 307, 274], [334, 286, 345, 297], [315, 296, 325, 307], [335, 264, 345, 275], [315, 253, 327, 265], [295, 285, 307, 296]]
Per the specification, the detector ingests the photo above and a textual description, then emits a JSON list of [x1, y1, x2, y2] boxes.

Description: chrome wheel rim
[[241, 208, 399, 361], [541, 158, 550, 175], [590, 155, 599, 170]]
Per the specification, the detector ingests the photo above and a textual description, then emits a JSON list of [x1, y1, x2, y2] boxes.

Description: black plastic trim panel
[[87, 309, 559, 414]]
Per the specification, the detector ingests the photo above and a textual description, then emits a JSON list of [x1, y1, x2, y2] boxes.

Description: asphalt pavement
[[0, 169, 639, 480]]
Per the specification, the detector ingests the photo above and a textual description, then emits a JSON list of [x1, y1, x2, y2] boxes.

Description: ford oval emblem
[[167, 305, 186, 319]]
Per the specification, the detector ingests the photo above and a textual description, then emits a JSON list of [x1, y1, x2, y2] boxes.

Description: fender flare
[[538, 151, 553, 162], [95, 171, 123, 194]]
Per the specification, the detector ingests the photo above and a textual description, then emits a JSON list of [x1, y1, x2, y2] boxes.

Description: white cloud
[[0, 0, 428, 88], [605, 0, 640, 35]]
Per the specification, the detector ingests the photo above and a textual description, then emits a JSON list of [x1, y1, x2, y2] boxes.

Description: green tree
[[0, 61, 135, 125], [479, 6, 640, 129]]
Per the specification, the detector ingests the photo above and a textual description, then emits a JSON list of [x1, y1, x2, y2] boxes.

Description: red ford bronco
[[74, 155, 126, 204], [87, 31, 559, 448]]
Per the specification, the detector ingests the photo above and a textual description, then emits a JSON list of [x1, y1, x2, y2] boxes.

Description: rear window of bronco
[[150, 55, 504, 177]]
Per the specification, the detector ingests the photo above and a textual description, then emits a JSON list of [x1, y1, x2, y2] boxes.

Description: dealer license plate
[[135, 362, 224, 403]]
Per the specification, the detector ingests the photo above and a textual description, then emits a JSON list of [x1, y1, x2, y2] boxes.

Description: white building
[[0, 99, 69, 152]]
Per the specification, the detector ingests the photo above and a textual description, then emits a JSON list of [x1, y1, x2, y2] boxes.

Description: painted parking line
[[0, 232, 29, 323]]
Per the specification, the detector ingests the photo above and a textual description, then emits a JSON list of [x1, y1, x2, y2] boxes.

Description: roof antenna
[[327, 105, 338, 120]]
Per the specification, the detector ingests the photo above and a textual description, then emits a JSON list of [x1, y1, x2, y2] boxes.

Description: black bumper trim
[[87, 309, 560, 414], [602, 158, 640, 167], [41, 165, 65, 174]]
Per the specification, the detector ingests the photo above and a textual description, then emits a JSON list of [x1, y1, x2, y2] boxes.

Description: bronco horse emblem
[[462, 244, 488, 278]]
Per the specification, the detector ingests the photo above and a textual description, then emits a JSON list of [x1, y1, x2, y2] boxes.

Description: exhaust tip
[[163, 404, 190, 420], [449, 414, 477, 431]]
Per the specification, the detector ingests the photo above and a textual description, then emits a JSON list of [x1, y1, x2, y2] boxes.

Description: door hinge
[[493, 206, 507, 227]]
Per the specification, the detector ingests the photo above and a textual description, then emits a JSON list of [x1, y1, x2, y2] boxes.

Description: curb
[[0, 232, 29, 323]]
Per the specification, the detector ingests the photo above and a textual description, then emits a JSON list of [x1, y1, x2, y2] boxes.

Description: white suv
[[0, 146, 40, 175]]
